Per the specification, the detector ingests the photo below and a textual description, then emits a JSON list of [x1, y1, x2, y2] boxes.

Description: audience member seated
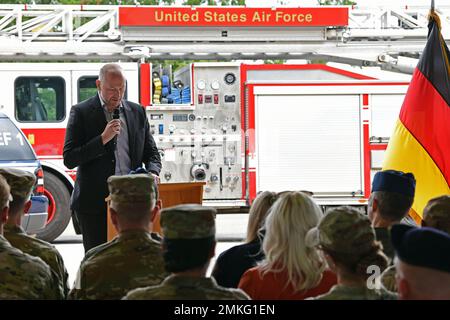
[[211, 191, 278, 288], [381, 194, 450, 293], [391, 224, 450, 300], [0, 168, 69, 297], [124, 204, 250, 300], [368, 170, 416, 263], [0, 175, 63, 299], [307, 206, 396, 300], [238, 191, 336, 300], [422, 195, 450, 234], [69, 174, 168, 300]]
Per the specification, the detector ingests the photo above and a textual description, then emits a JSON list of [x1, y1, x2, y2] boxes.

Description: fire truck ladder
[[0, 4, 449, 72]]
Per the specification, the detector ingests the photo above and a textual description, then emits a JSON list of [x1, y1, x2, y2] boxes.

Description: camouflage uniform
[[125, 274, 250, 300], [307, 207, 395, 300], [374, 227, 395, 263], [124, 204, 250, 300], [68, 174, 168, 300], [0, 168, 67, 298], [0, 235, 64, 299], [4, 224, 70, 297], [313, 284, 397, 300], [423, 195, 450, 234], [380, 265, 397, 293]]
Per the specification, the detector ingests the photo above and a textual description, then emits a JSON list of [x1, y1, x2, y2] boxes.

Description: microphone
[[112, 108, 120, 151], [113, 108, 120, 120]]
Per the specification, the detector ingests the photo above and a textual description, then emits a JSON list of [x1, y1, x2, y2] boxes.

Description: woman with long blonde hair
[[211, 191, 278, 288], [238, 191, 336, 299]]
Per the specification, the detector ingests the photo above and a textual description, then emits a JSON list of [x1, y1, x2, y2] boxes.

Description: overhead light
[[265, 52, 281, 56], [242, 52, 256, 56], [169, 52, 186, 56], [194, 53, 209, 56], [218, 53, 233, 56]]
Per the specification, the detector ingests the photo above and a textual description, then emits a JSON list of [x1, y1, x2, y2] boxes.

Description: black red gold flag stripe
[[382, 10, 450, 222]]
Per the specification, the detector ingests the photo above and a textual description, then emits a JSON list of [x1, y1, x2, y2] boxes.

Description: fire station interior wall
[[246, 69, 355, 82], [370, 94, 405, 139], [255, 93, 362, 195]]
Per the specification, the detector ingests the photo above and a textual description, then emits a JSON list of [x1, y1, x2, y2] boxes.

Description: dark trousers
[[75, 210, 107, 253]]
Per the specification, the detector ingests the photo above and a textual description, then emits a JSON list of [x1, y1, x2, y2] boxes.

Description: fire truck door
[[254, 90, 362, 196]]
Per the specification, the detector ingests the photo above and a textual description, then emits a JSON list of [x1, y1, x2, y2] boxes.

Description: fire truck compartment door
[[254, 91, 362, 195]]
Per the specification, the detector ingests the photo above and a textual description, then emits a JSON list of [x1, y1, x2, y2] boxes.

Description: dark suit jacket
[[63, 95, 161, 213], [211, 236, 265, 288]]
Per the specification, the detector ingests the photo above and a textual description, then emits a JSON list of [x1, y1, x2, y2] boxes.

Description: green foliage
[[318, 0, 356, 5], [8, 0, 176, 4], [264, 59, 285, 64]]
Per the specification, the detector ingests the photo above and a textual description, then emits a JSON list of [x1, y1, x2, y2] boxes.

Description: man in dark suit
[[63, 63, 161, 252]]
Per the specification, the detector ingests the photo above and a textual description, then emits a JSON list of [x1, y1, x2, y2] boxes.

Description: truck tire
[[36, 171, 71, 242]]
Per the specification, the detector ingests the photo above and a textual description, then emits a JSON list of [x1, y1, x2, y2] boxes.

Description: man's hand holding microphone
[[101, 108, 121, 146]]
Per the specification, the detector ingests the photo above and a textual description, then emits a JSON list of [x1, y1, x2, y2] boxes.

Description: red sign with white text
[[119, 7, 348, 28]]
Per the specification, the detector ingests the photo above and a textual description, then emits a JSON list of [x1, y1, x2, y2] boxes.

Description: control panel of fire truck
[[147, 63, 242, 200]]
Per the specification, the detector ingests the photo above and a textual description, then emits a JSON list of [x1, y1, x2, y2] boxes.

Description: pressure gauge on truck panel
[[197, 80, 206, 90], [211, 80, 220, 90], [224, 73, 236, 85]]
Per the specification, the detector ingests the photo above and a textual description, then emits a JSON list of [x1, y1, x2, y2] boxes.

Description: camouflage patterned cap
[[160, 204, 216, 239], [0, 168, 36, 200], [422, 195, 450, 233], [0, 174, 13, 207], [107, 174, 156, 205], [307, 206, 376, 255]]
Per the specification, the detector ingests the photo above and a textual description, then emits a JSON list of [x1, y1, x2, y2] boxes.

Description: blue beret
[[372, 170, 416, 197], [391, 224, 450, 274]]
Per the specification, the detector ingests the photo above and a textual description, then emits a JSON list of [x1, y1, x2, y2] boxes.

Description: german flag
[[382, 9, 450, 224]]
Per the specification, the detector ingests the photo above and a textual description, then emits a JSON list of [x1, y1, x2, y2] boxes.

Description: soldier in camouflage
[[381, 194, 450, 293], [0, 168, 70, 297], [68, 173, 168, 300], [124, 204, 250, 300], [422, 195, 450, 234], [0, 174, 64, 299], [306, 206, 397, 300]]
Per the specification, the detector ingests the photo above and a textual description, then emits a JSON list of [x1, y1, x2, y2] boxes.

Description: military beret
[[391, 224, 450, 274], [107, 174, 156, 204], [307, 206, 376, 255], [160, 204, 216, 240], [0, 168, 36, 200], [0, 175, 13, 207], [372, 170, 416, 197]]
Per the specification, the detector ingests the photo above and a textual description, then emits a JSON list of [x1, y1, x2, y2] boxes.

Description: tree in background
[[318, 0, 356, 5], [6, 0, 176, 4]]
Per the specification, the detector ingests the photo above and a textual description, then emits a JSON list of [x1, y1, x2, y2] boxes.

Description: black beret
[[372, 170, 416, 197], [391, 224, 450, 274]]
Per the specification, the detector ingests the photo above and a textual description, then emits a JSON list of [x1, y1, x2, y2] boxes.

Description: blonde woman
[[211, 191, 278, 288], [238, 191, 336, 299]]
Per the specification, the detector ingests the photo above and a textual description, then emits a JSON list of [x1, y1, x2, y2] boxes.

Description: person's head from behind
[[107, 174, 159, 233], [391, 224, 450, 300], [368, 170, 415, 225], [260, 191, 325, 292], [422, 195, 450, 234], [246, 191, 278, 243], [96, 63, 126, 110], [0, 168, 36, 225], [160, 204, 216, 275], [307, 206, 388, 282], [0, 175, 12, 231]]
